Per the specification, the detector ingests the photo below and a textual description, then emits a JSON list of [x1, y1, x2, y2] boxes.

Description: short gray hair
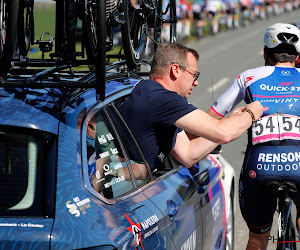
[[149, 43, 199, 79]]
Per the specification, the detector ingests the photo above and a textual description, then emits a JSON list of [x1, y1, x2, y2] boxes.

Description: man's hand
[[244, 101, 264, 121], [229, 107, 244, 117]]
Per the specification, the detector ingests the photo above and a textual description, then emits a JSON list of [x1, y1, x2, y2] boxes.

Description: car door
[[193, 155, 226, 250], [81, 99, 177, 249], [142, 157, 204, 250], [0, 126, 56, 249]]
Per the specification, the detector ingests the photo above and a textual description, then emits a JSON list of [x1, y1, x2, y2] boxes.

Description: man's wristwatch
[[243, 108, 256, 124]]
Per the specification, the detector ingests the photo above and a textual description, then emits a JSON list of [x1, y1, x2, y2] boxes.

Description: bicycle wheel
[[17, 0, 34, 57], [277, 205, 296, 250], [121, 0, 148, 71], [287, 213, 297, 250], [65, 0, 76, 60], [159, 0, 176, 44], [0, 0, 19, 76], [83, 0, 106, 63], [82, 0, 106, 100]]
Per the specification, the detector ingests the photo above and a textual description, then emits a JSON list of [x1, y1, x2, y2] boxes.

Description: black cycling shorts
[[239, 145, 300, 234]]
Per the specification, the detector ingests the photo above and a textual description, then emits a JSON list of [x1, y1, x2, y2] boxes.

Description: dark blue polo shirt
[[118, 79, 196, 170]]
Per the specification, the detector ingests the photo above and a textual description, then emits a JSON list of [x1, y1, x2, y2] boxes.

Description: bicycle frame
[[266, 181, 297, 250], [277, 195, 294, 249]]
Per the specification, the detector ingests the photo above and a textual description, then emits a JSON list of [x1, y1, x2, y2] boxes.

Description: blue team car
[[0, 63, 235, 250]]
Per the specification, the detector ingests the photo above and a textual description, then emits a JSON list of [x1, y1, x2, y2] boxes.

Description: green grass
[[29, 3, 123, 66], [34, 3, 56, 41], [29, 3, 55, 59]]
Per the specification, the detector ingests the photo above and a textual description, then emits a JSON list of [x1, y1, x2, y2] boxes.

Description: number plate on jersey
[[252, 113, 300, 145]]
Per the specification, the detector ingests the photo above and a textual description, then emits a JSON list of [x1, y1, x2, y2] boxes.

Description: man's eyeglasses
[[172, 62, 200, 82]]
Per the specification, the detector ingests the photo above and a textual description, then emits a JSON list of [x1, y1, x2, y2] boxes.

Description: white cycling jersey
[[213, 65, 300, 235], [205, 0, 226, 13], [211, 65, 300, 145], [211, 66, 300, 116]]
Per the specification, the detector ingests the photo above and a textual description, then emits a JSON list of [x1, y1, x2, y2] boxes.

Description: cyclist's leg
[[297, 206, 300, 235], [239, 173, 276, 241], [239, 148, 277, 250], [233, 2, 240, 28], [247, 231, 270, 250]]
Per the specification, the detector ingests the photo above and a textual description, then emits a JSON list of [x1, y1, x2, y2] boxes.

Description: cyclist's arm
[[207, 106, 245, 119]]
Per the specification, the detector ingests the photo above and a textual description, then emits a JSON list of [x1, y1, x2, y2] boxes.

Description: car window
[[0, 126, 55, 217], [198, 157, 212, 173], [85, 104, 151, 199]]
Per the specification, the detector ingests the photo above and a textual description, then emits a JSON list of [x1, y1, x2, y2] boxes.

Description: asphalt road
[[185, 9, 300, 249]]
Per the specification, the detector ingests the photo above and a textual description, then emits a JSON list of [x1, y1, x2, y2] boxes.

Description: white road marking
[[207, 77, 230, 92]]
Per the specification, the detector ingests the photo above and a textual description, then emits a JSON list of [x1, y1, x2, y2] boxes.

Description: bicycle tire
[[287, 213, 297, 250], [152, 0, 176, 51], [162, 0, 176, 43], [121, 0, 148, 71], [82, 0, 107, 100], [277, 202, 296, 250], [0, 0, 19, 76], [17, 0, 34, 57], [82, 0, 106, 62], [65, 0, 76, 61]]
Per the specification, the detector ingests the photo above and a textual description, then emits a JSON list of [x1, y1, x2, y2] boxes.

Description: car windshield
[[0, 126, 56, 217]]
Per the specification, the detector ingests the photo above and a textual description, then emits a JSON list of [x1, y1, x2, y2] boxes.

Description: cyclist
[[192, 0, 206, 37], [205, 0, 226, 34], [240, 0, 255, 25], [207, 23, 300, 249], [222, 0, 240, 29], [118, 43, 263, 172], [180, 0, 194, 39]]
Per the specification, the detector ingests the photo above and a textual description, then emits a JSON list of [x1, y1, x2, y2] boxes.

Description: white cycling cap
[[263, 23, 300, 53]]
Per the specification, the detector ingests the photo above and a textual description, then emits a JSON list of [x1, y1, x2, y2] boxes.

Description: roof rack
[[1, 59, 151, 91], [0, 0, 152, 101]]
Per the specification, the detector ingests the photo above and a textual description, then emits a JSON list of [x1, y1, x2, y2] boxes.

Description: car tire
[[225, 186, 234, 250]]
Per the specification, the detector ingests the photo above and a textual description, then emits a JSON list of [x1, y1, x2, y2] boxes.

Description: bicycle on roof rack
[[0, 0, 176, 100], [266, 181, 298, 250]]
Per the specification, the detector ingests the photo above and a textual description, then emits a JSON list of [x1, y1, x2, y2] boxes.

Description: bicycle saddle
[[265, 181, 297, 198]]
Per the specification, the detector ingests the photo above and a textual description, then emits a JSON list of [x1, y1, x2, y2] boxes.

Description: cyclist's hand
[[244, 101, 263, 121]]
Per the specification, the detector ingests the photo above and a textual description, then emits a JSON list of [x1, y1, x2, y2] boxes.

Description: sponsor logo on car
[[66, 197, 91, 217], [124, 212, 144, 249]]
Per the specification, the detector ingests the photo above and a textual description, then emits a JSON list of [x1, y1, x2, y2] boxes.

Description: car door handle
[[167, 199, 178, 221]]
